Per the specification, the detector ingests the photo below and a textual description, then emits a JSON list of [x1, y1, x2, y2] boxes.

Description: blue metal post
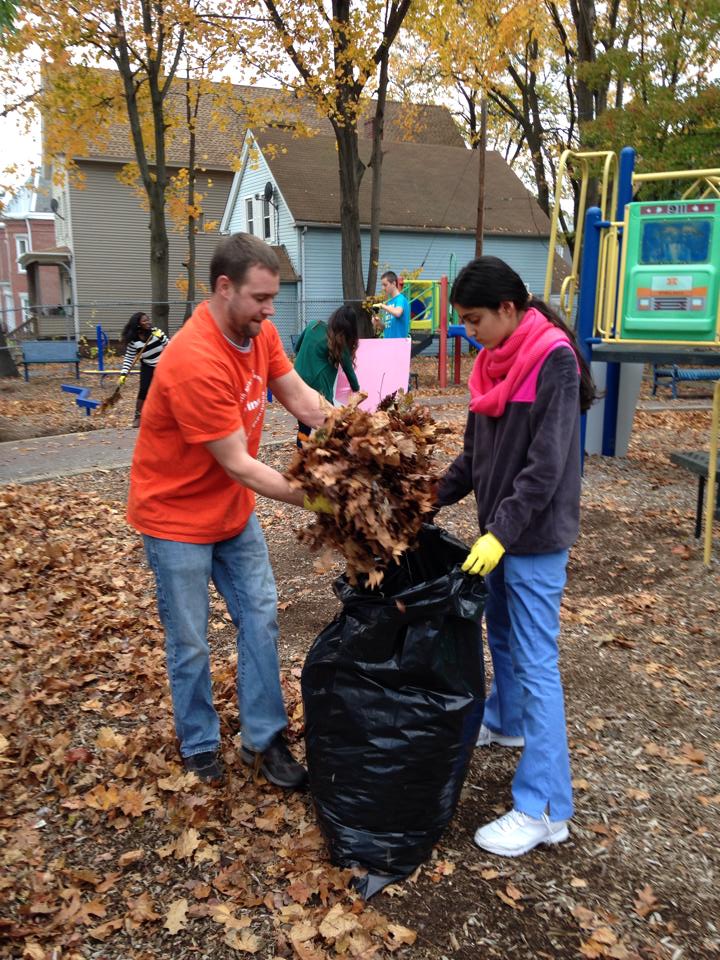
[[96, 323, 108, 371], [616, 147, 636, 220], [600, 147, 636, 455], [576, 207, 603, 462]]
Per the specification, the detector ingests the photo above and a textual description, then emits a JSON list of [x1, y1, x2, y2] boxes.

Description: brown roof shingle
[[252, 130, 551, 238], [58, 70, 465, 169], [271, 245, 299, 282]]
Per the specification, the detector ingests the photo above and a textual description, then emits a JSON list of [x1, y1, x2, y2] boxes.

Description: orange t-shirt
[[127, 301, 292, 543]]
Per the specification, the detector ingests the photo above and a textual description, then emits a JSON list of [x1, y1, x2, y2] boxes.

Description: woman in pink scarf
[[435, 256, 595, 858]]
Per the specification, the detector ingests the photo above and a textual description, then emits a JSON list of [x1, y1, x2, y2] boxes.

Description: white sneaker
[[476, 724, 525, 748], [474, 809, 569, 857]]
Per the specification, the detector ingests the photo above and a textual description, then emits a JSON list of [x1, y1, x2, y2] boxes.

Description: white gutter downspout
[[62, 169, 80, 341], [300, 226, 307, 329]]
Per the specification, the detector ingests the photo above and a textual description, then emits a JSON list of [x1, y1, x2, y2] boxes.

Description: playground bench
[[670, 451, 720, 538], [652, 364, 720, 400], [21, 340, 80, 382]]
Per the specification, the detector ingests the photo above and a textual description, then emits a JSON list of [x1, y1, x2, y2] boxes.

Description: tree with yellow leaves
[[404, 0, 548, 252], [1, 0, 257, 333], [258, 0, 412, 330]]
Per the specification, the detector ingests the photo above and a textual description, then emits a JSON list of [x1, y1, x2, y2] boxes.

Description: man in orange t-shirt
[[128, 233, 331, 788]]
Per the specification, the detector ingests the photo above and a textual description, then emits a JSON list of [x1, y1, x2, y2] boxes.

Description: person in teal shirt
[[293, 304, 360, 447], [376, 270, 410, 339]]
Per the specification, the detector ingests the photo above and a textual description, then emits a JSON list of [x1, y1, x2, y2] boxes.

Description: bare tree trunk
[[111, 0, 183, 334], [569, 0, 596, 126], [0, 330, 19, 377], [148, 183, 170, 334], [474, 97, 487, 257], [335, 124, 371, 336], [365, 44, 389, 299], [184, 76, 197, 323]]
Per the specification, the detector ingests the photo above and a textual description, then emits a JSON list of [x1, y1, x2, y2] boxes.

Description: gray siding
[[68, 161, 234, 341], [272, 283, 299, 349], [302, 228, 550, 305]]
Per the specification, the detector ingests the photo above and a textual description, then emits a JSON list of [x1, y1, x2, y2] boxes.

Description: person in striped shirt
[[118, 312, 169, 427]]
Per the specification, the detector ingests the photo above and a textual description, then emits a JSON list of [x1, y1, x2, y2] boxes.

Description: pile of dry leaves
[[0, 483, 420, 959], [286, 393, 450, 586]]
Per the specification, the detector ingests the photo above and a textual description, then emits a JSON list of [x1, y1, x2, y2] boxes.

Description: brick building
[[0, 173, 63, 334]]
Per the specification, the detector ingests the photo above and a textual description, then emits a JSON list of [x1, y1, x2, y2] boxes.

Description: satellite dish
[[263, 181, 274, 203]]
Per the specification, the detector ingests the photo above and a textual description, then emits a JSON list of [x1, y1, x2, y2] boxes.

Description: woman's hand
[[303, 494, 334, 514], [462, 532, 505, 576]]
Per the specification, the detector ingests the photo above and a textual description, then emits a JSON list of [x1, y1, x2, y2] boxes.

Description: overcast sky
[[2, 113, 41, 188]]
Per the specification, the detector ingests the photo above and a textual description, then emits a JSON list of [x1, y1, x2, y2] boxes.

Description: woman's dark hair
[[120, 311, 148, 348], [451, 256, 596, 412], [327, 304, 359, 367]]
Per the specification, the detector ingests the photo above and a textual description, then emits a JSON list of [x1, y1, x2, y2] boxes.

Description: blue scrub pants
[[482, 550, 574, 821]]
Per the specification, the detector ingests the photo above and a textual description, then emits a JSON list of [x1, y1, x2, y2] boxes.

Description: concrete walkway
[[0, 391, 696, 485], [0, 403, 299, 485]]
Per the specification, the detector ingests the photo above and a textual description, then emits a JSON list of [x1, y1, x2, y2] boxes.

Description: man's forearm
[[269, 370, 331, 428], [294, 389, 331, 428], [224, 450, 305, 506]]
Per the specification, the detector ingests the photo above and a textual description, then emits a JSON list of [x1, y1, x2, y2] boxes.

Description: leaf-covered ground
[[1, 365, 719, 960]]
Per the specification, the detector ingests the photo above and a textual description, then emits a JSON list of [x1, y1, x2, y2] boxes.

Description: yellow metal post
[[704, 379, 720, 566], [543, 149, 618, 320]]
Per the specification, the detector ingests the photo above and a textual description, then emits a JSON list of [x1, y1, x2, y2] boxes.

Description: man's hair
[[381, 270, 398, 286], [210, 233, 279, 291]]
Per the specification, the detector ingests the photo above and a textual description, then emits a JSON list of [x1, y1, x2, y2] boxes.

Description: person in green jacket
[[293, 304, 360, 447]]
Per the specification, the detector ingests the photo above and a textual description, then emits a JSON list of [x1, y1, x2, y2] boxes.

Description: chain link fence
[[1, 295, 450, 368], [1, 296, 382, 353]]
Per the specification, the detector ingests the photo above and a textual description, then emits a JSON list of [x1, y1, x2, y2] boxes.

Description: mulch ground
[[1, 361, 719, 960]]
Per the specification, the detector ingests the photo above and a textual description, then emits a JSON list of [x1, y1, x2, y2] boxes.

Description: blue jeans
[[143, 513, 288, 758], [482, 551, 573, 821]]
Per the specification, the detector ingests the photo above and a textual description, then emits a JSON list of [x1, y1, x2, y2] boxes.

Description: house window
[[263, 198, 272, 241], [16, 235, 29, 272], [1, 286, 13, 332], [246, 198, 255, 235], [19, 293, 31, 325]]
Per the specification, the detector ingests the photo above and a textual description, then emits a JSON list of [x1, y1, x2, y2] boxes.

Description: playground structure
[[542, 147, 720, 564], [405, 148, 720, 563]]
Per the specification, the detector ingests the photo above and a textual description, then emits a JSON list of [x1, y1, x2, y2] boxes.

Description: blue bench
[[670, 451, 720, 537], [652, 364, 720, 400], [21, 340, 80, 382]]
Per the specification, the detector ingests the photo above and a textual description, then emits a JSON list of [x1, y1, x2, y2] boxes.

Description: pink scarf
[[468, 307, 571, 417]]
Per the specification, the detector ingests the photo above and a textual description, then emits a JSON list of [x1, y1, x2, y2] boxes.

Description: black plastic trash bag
[[302, 524, 486, 898]]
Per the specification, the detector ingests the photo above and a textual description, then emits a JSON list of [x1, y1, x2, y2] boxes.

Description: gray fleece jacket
[[437, 347, 582, 554]]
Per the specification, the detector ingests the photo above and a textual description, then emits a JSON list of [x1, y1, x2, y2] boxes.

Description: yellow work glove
[[117, 374, 126, 385], [462, 532, 505, 576], [151, 327, 164, 339], [303, 494, 334, 515]]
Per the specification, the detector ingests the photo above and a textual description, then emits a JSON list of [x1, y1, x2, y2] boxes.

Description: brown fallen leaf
[[164, 898, 189, 934], [385, 923, 417, 947], [87, 918, 123, 941], [118, 849, 144, 869], [319, 903, 360, 940], [496, 889, 525, 911], [633, 883, 659, 918], [626, 787, 651, 801], [210, 903, 252, 930], [224, 928, 262, 953], [126, 891, 160, 924], [95, 727, 127, 750], [173, 828, 201, 859]]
